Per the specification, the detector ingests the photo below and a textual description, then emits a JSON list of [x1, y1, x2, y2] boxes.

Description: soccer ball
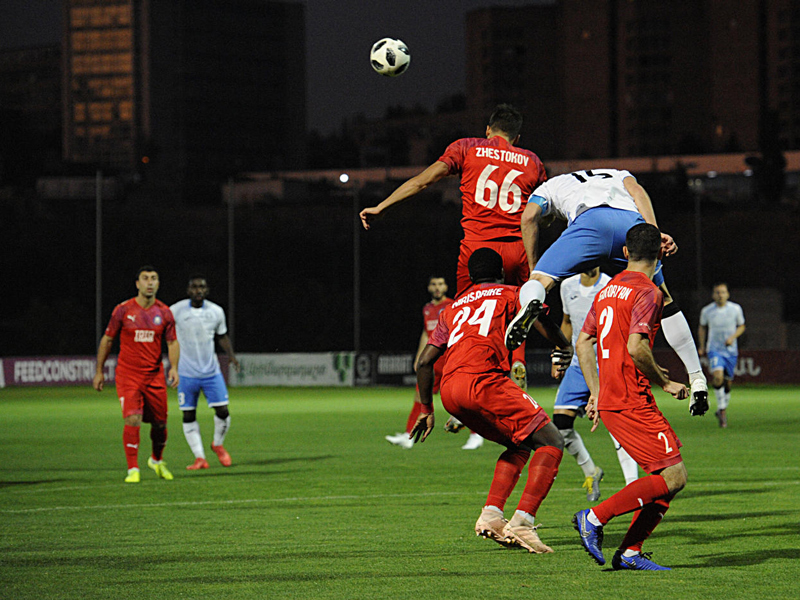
[[370, 38, 410, 77]]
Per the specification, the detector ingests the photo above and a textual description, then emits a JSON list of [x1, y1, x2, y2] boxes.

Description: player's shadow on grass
[[0, 479, 70, 488], [678, 486, 773, 500], [667, 509, 794, 523], [237, 455, 335, 467], [670, 547, 800, 568]]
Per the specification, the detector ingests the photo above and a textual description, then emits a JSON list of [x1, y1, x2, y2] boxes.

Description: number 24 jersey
[[428, 283, 519, 381]]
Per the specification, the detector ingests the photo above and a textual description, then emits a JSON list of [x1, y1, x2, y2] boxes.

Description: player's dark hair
[[136, 265, 158, 278], [625, 223, 661, 262], [712, 282, 729, 290], [488, 104, 523, 139], [427, 275, 446, 285], [468, 248, 503, 283], [188, 274, 207, 285]]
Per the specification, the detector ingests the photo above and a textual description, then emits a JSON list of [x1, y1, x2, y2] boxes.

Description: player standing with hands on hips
[[572, 224, 689, 571], [171, 275, 240, 469], [93, 266, 180, 483]]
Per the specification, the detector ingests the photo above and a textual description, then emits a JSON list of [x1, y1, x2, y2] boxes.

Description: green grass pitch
[[1, 384, 798, 599]]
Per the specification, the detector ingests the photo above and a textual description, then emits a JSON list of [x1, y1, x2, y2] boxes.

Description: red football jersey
[[105, 298, 177, 373], [428, 283, 519, 380], [581, 271, 664, 411], [422, 297, 453, 336], [437, 137, 546, 242]]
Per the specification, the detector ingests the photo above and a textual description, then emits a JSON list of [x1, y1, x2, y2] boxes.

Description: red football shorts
[[457, 238, 529, 295], [600, 404, 683, 473], [116, 366, 168, 423], [440, 370, 549, 447]]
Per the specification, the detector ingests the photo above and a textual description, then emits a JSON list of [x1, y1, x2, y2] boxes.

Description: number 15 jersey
[[428, 283, 519, 381], [581, 271, 664, 411], [438, 137, 546, 242]]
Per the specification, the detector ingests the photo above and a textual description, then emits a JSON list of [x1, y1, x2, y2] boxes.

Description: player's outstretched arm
[[411, 344, 443, 443], [359, 161, 450, 230], [93, 334, 114, 391], [520, 200, 544, 271], [624, 176, 678, 257]]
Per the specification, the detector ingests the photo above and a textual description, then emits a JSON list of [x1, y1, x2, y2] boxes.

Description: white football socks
[[661, 312, 704, 377], [561, 427, 596, 478], [182, 421, 205, 459], [714, 387, 729, 410], [519, 279, 546, 308], [213, 415, 231, 446], [610, 433, 639, 485]]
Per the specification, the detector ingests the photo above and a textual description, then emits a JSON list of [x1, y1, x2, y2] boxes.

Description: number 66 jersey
[[428, 283, 522, 382], [581, 270, 664, 410]]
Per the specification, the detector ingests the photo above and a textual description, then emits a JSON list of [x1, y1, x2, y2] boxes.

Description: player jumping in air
[[505, 168, 709, 416], [360, 104, 547, 391]]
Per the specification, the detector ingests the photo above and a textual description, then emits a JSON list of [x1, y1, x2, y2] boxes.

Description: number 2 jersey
[[428, 283, 519, 381], [437, 137, 546, 242], [581, 271, 664, 411], [104, 297, 177, 374]]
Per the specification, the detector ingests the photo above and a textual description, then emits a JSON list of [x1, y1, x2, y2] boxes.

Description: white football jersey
[[560, 272, 611, 366], [531, 169, 640, 225], [170, 299, 228, 378], [700, 301, 745, 355]]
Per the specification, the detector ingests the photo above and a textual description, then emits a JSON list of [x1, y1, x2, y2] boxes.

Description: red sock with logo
[[123, 425, 140, 469], [516, 445, 562, 516], [592, 474, 670, 524], [405, 401, 423, 433], [485, 448, 530, 510], [619, 498, 671, 552]]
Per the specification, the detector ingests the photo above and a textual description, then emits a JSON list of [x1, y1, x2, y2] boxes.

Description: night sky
[[0, 0, 548, 133]]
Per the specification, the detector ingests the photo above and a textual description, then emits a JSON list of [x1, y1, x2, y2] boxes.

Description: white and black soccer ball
[[370, 38, 410, 77]]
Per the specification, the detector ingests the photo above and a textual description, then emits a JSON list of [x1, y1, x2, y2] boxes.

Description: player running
[[505, 168, 709, 416], [360, 104, 547, 389], [553, 268, 639, 502], [171, 275, 240, 469], [411, 248, 572, 553], [93, 266, 179, 483], [698, 283, 746, 428], [573, 224, 689, 571]]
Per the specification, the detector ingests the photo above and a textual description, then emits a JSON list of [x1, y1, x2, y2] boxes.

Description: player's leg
[[503, 421, 564, 553], [205, 374, 233, 466], [500, 239, 530, 389], [553, 364, 603, 500], [179, 376, 209, 469], [144, 378, 173, 480], [608, 433, 639, 485], [658, 285, 708, 413], [573, 408, 682, 566], [118, 376, 144, 483], [476, 446, 530, 547]]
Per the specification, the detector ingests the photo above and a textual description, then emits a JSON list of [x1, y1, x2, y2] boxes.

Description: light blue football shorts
[[178, 373, 229, 410]]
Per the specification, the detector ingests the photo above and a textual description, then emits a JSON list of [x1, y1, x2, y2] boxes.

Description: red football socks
[[150, 423, 167, 461], [123, 425, 140, 469], [485, 448, 530, 510], [516, 445, 562, 516], [619, 498, 671, 552], [592, 474, 670, 524], [405, 401, 423, 433]]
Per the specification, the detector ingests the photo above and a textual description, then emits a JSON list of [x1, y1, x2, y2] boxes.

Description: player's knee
[[124, 414, 142, 427], [552, 413, 576, 431], [214, 406, 229, 420], [151, 420, 167, 431], [711, 371, 725, 388], [182, 410, 197, 423], [660, 462, 687, 495]]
